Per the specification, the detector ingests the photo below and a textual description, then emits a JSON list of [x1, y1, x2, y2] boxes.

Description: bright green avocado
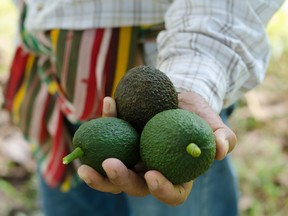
[[140, 109, 216, 184], [114, 65, 178, 132], [63, 117, 139, 176]]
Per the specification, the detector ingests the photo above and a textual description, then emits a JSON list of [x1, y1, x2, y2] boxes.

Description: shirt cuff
[[158, 55, 227, 113]]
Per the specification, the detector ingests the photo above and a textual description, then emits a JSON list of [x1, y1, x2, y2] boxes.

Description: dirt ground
[[227, 43, 288, 215]]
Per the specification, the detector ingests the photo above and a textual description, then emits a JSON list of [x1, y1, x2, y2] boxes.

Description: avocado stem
[[62, 147, 84, 164], [186, 143, 201, 157]]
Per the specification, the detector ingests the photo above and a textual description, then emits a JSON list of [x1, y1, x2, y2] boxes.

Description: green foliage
[[0, 174, 39, 214], [267, 2, 288, 59], [242, 117, 264, 131], [232, 134, 288, 216]]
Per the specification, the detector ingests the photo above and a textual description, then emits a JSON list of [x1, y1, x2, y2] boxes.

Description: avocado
[[114, 65, 178, 132], [140, 109, 216, 184], [62, 117, 139, 175]]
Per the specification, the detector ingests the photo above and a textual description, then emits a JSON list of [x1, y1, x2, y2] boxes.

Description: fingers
[[78, 159, 149, 197], [78, 160, 193, 206], [77, 164, 122, 194], [178, 92, 237, 160], [102, 159, 149, 196], [102, 97, 117, 117], [78, 161, 193, 206], [144, 170, 193, 206], [214, 127, 237, 160]]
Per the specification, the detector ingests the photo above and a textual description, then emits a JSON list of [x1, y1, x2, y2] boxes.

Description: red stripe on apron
[[80, 29, 104, 120]]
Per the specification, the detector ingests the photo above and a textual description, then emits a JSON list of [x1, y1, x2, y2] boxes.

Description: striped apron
[[4, 3, 163, 190]]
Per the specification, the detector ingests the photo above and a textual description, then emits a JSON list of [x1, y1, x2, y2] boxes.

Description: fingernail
[[148, 179, 159, 191], [106, 169, 117, 180], [219, 137, 229, 157], [78, 171, 92, 185], [103, 99, 110, 114], [223, 138, 229, 155]]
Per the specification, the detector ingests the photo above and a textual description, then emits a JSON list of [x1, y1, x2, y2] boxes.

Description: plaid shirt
[[25, 0, 284, 112]]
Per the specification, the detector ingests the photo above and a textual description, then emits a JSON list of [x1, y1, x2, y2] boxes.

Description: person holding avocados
[[4, 0, 284, 215]]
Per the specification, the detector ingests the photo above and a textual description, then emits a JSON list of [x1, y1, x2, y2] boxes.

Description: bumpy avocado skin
[[140, 109, 216, 185], [114, 65, 178, 132], [73, 117, 140, 176]]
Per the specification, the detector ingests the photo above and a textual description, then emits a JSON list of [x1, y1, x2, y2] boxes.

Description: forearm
[[157, 0, 284, 113]]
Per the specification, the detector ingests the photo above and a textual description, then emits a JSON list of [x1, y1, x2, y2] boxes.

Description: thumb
[[213, 126, 237, 160], [102, 97, 117, 117]]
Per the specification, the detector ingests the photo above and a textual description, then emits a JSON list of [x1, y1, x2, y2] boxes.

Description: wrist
[[159, 56, 227, 113]]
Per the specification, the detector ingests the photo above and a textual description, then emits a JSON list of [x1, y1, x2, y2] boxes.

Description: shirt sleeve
[[156, 0, 284, 113]]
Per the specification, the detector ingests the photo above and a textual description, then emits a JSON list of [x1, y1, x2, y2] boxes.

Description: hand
[[78, 97, 192, 206], [77, 92, 237, 206]]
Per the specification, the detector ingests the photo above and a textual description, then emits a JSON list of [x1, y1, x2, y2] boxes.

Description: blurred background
[[0, 0, 287, 216]]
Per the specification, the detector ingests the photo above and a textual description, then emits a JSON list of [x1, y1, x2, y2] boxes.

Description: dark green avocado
[[114, 65, 178, 132], [62, 117, 140, 176], [140, 109, 216, 184]]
